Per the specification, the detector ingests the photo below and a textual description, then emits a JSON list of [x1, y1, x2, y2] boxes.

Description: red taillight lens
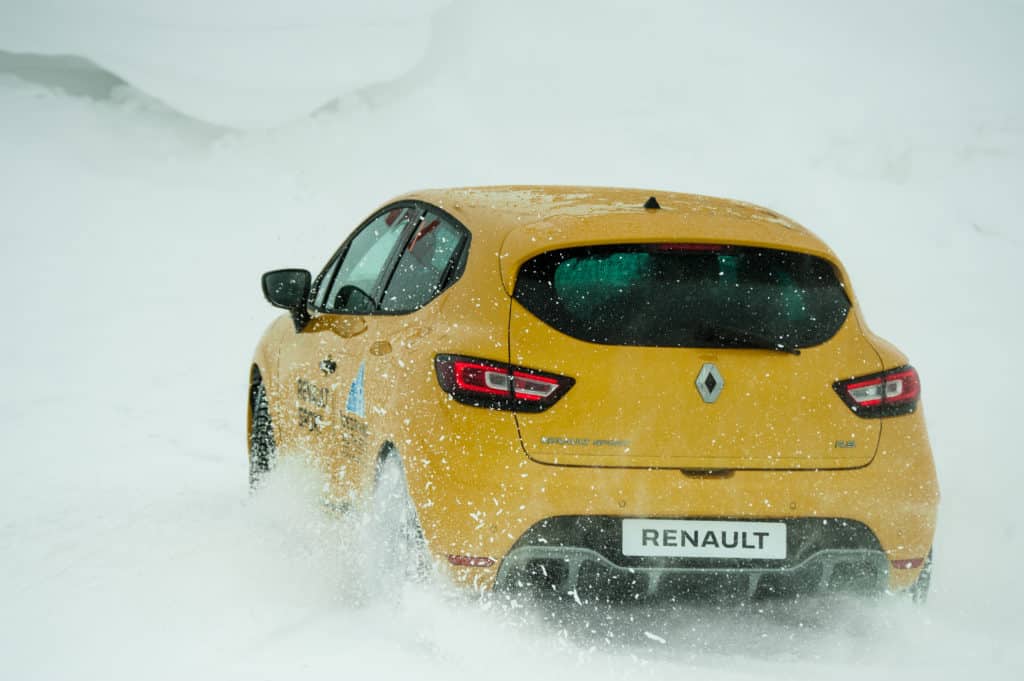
[[891, 558, 925, 570], [447, 554, 496, 568], [435, 354, 574, 412], [833, 365, 921, 418]]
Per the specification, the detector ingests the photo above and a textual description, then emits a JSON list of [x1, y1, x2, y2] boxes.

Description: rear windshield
[[513, 244, 851, 349]]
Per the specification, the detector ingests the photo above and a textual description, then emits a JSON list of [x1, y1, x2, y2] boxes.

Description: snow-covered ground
[[2, 1, 1023, 679]]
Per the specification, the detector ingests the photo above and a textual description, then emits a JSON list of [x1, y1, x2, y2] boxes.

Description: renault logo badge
[[695, 363, 724, 403]]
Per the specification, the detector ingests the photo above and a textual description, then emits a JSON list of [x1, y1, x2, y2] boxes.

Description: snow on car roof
[[390, 185, 832, 259]]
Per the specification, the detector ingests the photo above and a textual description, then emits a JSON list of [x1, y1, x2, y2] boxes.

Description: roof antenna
[[644, 196, 661, 210]]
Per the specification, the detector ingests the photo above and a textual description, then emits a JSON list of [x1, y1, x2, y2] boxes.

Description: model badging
[[298, 407, 322, 431], [541, 436, 631, 447], [297, 378, 329, 408], [296, 378, 330, 431], [641, 527, 771, 550]]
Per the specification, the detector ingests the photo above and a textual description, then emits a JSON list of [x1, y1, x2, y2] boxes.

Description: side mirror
[[262, 269, 311, 330]]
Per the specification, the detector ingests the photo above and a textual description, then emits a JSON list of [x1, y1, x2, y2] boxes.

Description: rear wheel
[[249, 379, 276, 489], [369, 452, 432, 583]]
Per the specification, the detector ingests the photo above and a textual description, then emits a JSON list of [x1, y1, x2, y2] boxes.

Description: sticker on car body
[[345, 361, 366, 418], [622, 518, 787, 559]]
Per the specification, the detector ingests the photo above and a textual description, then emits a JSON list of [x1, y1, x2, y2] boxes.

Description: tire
[[909, 549, 933, 604], [370, 452, 432, 583], [249, 379, 276, 489]]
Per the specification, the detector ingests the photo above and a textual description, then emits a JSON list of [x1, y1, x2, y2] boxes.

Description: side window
[[380, 210, 467, 313], [317, 206, 416, 313]]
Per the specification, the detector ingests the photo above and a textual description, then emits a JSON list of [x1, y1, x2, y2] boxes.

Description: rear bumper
[[494, 516, 892, 600], [409, 403, 938, 594], [496, 545, 890, 600]]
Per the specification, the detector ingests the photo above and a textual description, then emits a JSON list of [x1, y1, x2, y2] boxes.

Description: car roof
[[390, 185, 845, 291], [397, 185, 829, 248]]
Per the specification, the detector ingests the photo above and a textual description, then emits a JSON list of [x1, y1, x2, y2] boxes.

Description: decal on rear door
[[337, 361, 369, 460], [345, 362, 366, 418]]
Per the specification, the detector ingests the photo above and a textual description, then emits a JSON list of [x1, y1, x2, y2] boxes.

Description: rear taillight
[[434, 354, 574, 412], [833, 365, 921, 418]]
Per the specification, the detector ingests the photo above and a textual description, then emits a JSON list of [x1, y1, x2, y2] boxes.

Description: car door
[[367, 206, 471, 445], [277, 203, 421, 506]]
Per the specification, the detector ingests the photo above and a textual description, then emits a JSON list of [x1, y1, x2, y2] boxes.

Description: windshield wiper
[[694, 323, 802, 355]]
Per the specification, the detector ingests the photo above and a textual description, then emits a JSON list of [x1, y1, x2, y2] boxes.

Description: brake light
[[833, 365, 921, 418], [891, 558, 925, 569], [447, 554, 496, 568], [435, 354, 575, 412]]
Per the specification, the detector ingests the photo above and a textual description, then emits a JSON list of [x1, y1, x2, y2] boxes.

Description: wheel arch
[[247, 361, 282, 458], [374, 440, 400, 480], [246, 363, 263, 449]]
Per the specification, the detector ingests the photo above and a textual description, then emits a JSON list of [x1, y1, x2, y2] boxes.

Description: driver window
[[318, 206, 415, 313], [380, 211, 466, 313]]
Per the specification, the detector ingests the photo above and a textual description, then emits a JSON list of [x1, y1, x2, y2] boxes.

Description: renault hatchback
[[249, 186, 939, 601]]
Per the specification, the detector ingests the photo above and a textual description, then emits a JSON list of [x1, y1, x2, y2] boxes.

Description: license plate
[[622, 519, 787, 559]]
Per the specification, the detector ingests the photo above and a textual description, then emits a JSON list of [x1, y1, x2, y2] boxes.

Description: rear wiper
[[746, 338, 801, 356], [694, 323, 802, 355]]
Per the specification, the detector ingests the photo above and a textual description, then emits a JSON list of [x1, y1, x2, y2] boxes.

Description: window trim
[[309, 200, 472, 317], [310, 200, 422, 314]]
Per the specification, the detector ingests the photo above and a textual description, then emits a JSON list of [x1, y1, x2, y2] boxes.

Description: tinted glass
[[380, 211, 466, 313], [317, 206, 416, 313], [513, 244, 850, 348]]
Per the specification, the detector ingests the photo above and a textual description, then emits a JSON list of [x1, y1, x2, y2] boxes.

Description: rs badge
[[695, 363, 724, 403]]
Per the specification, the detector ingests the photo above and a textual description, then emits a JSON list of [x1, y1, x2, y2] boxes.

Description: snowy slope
[[2, 1, 1023, 679], [0, 0, 446, 128]]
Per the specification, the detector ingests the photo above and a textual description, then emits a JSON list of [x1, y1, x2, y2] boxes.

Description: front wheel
[[249, 379, 276, 489]]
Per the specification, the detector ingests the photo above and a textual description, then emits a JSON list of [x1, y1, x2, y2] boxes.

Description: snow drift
[[0, 0, 447, 128]]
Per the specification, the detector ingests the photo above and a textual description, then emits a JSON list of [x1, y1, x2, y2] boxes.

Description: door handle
[[320, 357, 337, 375]]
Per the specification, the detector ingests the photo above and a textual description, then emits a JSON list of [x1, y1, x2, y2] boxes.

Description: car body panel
[[402, 394, 938, 592], [510, 300, 884, 470]]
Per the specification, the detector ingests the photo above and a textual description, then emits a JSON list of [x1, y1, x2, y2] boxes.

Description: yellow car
[[249, 186, 939, 601]]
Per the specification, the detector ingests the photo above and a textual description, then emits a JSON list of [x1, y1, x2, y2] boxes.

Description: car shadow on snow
[[482, 586, 920, 666]]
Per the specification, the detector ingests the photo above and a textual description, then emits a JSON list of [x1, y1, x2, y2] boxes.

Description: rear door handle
[[320, 357, 337, 375]]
